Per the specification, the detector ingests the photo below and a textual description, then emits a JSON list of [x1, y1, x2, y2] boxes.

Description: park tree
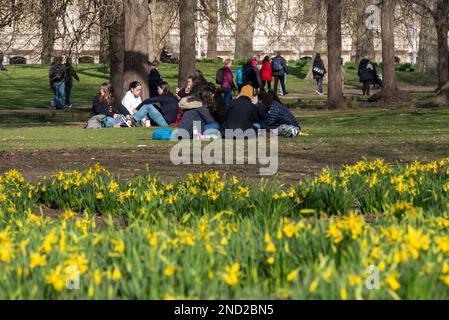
[[415, 2, 438, 75], [326, 0, 348, 109], [108, 4, 125, 100], [350, 0, 375, 62], [201, 0, 219, 59], [179, 0, 197, 87], [234, 0, 257, 60], [377, 0, 401, 102], [406, 0, 449, 90], [123, 0, 150, 98], [40, 0, 58, 64]]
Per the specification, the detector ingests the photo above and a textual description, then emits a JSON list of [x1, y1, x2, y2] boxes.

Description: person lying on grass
[[92, 83, 131, 128]]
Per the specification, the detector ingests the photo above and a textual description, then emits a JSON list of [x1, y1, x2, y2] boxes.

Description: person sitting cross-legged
[[91, 83, 131, 128], [132, 82, 179, 127]]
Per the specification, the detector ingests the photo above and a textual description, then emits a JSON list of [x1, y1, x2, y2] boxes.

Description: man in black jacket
[[358, 58, 377, 95], [271, 53, 289, 96]]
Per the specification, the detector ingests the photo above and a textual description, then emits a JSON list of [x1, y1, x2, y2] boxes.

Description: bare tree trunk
[[416, 4, 438, 75], [148, 0, 172, 62], [206, 0, 218, 59], [326, 0, 347, 109], [40, 0, 56, 64], [109, 10, 125, 101], [353, 0, 375, 63], [123, 0, 150, 99], [99, 24, 110, 65], [179, 0, 197, 87], [380, 0, 398, 99], [234, 0, 257, 60], [434, 0, 449, 90], [306, 0, 328, 81]]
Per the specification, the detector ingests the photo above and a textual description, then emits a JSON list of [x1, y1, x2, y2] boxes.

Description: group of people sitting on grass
[[88, 63, 301, 139]]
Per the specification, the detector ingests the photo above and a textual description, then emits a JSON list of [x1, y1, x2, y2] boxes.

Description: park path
[[0, 84, 436, 117]]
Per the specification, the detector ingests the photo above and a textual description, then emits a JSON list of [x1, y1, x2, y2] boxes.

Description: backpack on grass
[[85, 115, 106, 129]]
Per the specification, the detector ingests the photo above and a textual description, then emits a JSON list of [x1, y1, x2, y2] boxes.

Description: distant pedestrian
[[271, 52, 289, 96], [148, 60, 162, 98], [358, 58, 377, 96], [260, 56, 273, 90], [216, 59, 237, 106], [64, 59, 80, 109], [312, 53, 326, 96], [49, 57, 66, 109], [243, 59, 262, 91], [0, 50, 6, 71], [235, 63, 246, 93]]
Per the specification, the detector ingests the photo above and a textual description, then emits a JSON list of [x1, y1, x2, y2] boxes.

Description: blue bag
[[152, 128, 173, 140]]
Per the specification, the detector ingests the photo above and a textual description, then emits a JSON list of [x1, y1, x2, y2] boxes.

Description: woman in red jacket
[[260, 56, 273, 90]]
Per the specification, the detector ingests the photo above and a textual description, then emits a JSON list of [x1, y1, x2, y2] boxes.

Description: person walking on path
[[64, 59, 80, 109], [312, 53, 326, 96], [0, 51, 6, 71], [358, 58, 377, 96], [260, 56, 273, 90], [49, 57, 66, 109], [216, 59, 237, 106], [271, 53, 289, 96]]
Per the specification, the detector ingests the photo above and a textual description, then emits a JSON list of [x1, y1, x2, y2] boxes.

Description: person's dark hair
[[129, 81, 142, 91], [258, 89, 281, 112], [100, 83, 115, 105], [189, 70, 209, 96], [159, 81, 170, 94], [190, 70, 206, 86], [199, 83, 225, 121], [263, 56, 270, 63], [315, 53, 321, 60]]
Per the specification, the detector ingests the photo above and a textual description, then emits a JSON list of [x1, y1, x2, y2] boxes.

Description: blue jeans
[[133, 104, 168, 127], [53, 82, 65, 109], [222, 88, 232, 106], [65, 84, 72, 106], [204, 122, 221, 132], [101, 116, 126, 128]]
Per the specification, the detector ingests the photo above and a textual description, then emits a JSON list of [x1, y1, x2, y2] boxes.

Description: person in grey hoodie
[[271, 53, 289, 96]]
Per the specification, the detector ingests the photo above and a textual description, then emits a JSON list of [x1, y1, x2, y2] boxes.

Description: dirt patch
[[0, 146, 326, 185], [2, 139, 447, 186]]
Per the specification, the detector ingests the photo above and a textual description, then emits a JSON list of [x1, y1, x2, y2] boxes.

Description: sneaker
[[65, 104, 72, 109], [50, 100, 55, 109]]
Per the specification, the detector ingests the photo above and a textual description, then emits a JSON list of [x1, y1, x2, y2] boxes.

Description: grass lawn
[[0, 106, 448, 183], [0, 61, 438, 110]]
